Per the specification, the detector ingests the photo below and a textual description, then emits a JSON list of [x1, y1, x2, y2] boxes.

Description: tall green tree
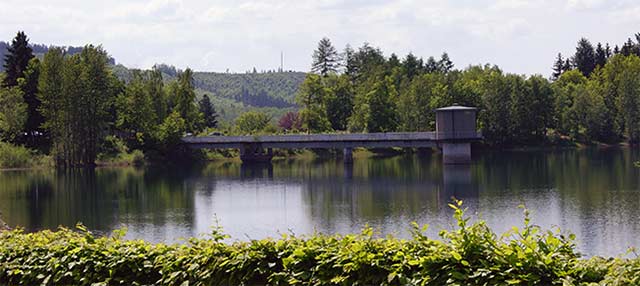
[[147, 68, 167, 124], [616, 55, 640, 143], [37, 48, 65, 156], [115, 71, 156, 147], [438, 53, 454, 73], [0, 86, 26, 141], [552, 53, 565, 80], [323, 75, 353, 131], [397, 73, 448, 131], [296, 74, 331, 132], [574, 38, 596, 77], [168, 68, 203, 132], [402, 53, 423, 81], [38, 46, 118, 166], [2, 31, 34, 87], [311, 37, 340, 76], [348, 74, 398, 133], [3, 32, 44, 147], [198, 94, 218, 128], [595, 43, 607, 68]]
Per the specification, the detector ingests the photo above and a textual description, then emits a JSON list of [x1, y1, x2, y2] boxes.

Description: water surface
[[0, 148, 639, 257]]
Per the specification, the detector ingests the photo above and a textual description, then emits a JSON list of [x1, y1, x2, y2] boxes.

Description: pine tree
[[402, 53, 423, 80], [573, 38, 596, 77], [2, 31, 34, 87], [552, 53, 565, 80], [311, 37, 340, 76], [595, 43, 607, 68], [342, 44, 356, 79], [438, 52, 454, 73], [621, 38, 636, 56], [198, 94, 218, 128], [605, 43, 612, 59]]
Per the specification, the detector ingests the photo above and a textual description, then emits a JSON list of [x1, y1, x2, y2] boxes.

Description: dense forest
[[292, 34, 640, 145]]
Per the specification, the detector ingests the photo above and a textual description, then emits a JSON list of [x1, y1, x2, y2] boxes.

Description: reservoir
[[0, 148, 638, 257]]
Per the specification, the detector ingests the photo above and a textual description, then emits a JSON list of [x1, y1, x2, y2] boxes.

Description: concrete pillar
[[239, 143, 273, 163], [344, 161, 354, 179], [442, 142, 471, 164], [343, 147, 353, 164]]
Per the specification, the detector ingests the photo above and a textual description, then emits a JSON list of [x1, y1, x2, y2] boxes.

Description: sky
[[1, 0, 639, 76]]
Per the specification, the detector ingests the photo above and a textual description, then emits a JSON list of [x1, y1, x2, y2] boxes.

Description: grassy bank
[[0, 203, 637, 285], [0, 141, 51, 170]]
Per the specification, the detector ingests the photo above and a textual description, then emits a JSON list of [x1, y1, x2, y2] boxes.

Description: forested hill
[[111, 64, 305, 122], [0, 41, 115, 71], [192, 71, 305, 108]]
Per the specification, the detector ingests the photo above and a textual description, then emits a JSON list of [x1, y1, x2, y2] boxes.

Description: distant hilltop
[[0, 41, 116, 69]]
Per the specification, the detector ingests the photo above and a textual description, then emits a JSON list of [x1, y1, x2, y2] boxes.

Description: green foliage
[[0, 85, 26, 141], [2, 203, 636, 285], [38, 46, 119, 167], [349, 74, 398, 133], [0, 141, 35, 168], [168, 68, 204, 133], [235, 111, 272, 134], [296, 74, 332, 132]]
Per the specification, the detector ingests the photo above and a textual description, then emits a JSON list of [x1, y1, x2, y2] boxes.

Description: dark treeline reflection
[[1, 148, 639, 256], [0, 167, 198, 238]]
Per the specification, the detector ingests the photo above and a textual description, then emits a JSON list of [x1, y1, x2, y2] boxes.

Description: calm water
[[1, 148, 639, 257]]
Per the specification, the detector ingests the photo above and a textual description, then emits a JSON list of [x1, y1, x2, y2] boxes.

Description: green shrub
[[0, 141, 35, 168], [0, 202, 636, 285]]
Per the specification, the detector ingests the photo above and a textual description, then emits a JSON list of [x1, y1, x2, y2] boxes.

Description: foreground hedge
[[0, 202, 638, 285]]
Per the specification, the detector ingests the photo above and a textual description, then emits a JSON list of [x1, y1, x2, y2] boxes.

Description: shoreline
[[0, 143, 635, 172]]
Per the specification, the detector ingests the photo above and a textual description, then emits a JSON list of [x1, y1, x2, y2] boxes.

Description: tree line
[[292, 35, 640, 145], [0, 31, 218, 167]]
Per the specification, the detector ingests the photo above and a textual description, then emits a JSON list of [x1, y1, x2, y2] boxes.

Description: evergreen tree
[[620, 38, 637, 56], [402, 53, 423, 80], [2, 31, 34, 87], [573, 38, 596, 77], [198, 94, 218, 128], [563, 59, 572, 73], [605, 43, 612, 59], [438, 53, 454, 73], [387, 53, 401, 70], [342, 44, 356, 79], [595, 42, 607, 68], [425, 56, 439, 73], [552, 53, 565, 80], [311, 37, 340, 76], [3, 32, 45, 147]]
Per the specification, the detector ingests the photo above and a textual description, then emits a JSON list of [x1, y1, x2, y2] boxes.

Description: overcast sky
[[1, 0, 639, 76]]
